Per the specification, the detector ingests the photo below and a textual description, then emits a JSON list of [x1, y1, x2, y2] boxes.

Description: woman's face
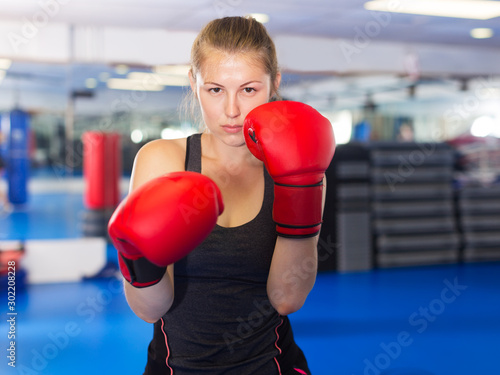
[[190, 51, 280, 147]]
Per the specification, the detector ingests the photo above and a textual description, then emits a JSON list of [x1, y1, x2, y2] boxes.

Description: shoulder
[[136, 138, 186, 164], [130, 137, 188, 192]]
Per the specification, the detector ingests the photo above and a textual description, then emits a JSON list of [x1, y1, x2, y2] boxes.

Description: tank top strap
[[185, 133, 202, 173]]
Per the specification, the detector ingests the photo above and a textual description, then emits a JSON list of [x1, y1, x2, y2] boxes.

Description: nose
[[225, 94, 241, 119]]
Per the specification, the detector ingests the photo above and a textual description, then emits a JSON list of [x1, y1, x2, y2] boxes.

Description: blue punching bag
[[7, 109, 30, 205]]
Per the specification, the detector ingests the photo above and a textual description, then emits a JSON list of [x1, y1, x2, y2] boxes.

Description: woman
[[109, 16, 334, 374]]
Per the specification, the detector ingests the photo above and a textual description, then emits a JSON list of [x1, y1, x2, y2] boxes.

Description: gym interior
[[1, 1, 499, 374]]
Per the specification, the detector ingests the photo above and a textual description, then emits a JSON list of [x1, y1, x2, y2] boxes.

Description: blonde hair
[[183, 16, 280, 126]]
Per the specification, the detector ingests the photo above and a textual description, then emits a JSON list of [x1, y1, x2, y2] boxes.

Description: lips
[[221, 125, 243, 134]]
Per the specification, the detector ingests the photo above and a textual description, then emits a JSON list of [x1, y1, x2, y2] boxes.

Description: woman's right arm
[[122, 138, 186, 323]]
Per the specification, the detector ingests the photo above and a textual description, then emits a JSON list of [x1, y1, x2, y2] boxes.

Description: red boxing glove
[[244, 101, 335, 238], [108, 171, 224, 287]]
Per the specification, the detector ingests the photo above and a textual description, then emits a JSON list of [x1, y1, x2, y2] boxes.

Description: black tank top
[[144, 134, 310, 375]]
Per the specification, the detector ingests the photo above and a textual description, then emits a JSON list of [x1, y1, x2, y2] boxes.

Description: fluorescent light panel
[[114, 64, 129, 75], [153, 65, 191, 76], [364, 0, 500, 20], [0, 58, 11, 70], [248, 13, 270, 24], [107, 78, 164, 91], [107, 69, 190, 91], [470, 28, 494, 39], [127, 72, 189, 87], [85, 78, 98, 89]]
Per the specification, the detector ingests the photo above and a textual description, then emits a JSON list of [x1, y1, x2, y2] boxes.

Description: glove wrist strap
[[273, 181, 323, 238], [118, 253, 167, 288]]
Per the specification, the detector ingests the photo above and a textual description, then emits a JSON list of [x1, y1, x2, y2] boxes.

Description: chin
[[220, 132, 246, 146], [227, 135, 247, 147]]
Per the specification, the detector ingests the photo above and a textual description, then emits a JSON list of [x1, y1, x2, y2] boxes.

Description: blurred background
[[0, 0, 499, 176], [0, 1, 499, 374]]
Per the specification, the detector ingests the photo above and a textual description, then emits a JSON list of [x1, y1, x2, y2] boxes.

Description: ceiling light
[[477, 87, 500, 98], [471, 115, 495, 137], [161, 128, 185, 140], [470, 28, 494, 39], [493, 117, 500, 138], [127, 72, 189, 86], [0, 58, 12, 70], [248, 13, 270, 23], [364, 0, 500, 20], [107, 78, 164, 91], [85, 78, 98, 89], [153, 65, 191, 76], [131, 129, 144, 144], [322, 110, 353, 145], [114, 64, 129, 75]]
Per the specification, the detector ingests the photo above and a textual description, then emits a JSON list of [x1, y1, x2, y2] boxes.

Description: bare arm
[[266, 178, 327, 316], [122, 138, 185, 323], [123, 268, 174, 323]]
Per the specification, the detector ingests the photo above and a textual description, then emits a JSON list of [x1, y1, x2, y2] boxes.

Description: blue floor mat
[[1, 188, 499, 374], [1, 262, 499, 375]]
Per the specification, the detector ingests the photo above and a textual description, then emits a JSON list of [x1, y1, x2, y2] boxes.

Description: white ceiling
[[0, 0, 499, 113], [0, 0, 500, 47], [0, 0, 498, 47]]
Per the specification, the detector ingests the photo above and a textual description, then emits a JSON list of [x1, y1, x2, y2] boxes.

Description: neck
[[202, 131, 260, 167]]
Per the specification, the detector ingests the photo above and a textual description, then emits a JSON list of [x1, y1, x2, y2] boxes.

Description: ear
[[188, 70, 197, 99], [272, 72, 282, 98]]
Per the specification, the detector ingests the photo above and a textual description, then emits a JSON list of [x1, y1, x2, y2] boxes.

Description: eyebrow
[[240, 80, 263, 87], [203, 80, 263, 87]]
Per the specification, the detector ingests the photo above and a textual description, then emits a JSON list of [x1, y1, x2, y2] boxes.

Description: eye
[[209, 87, 222, 94], [243, 87, 256, 93]]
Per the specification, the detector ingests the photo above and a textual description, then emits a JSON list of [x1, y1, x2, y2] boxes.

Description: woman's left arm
[[267, 178, 327, 316]]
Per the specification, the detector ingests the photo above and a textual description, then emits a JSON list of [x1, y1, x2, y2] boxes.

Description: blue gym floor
[[1, 176, 499, 375]]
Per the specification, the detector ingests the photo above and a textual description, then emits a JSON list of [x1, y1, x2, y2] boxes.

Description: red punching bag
[[82, 131, 121, 210]]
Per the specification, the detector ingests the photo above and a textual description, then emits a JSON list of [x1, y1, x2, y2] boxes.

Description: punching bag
[[82, 131, 121, 237], [82, 131, 121, 210], [6, 109, 30, 205]]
